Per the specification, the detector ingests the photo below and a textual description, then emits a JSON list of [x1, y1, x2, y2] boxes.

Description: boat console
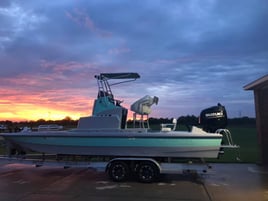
[[78, 73, 140, 130]]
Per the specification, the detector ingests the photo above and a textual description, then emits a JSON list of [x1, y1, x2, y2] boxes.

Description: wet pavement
[[0, 162, 267, 201]]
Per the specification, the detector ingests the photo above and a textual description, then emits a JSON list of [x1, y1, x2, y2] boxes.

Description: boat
[[0, 73, 234, 159]]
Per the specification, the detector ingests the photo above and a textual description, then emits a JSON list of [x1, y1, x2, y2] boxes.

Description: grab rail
[[216, 129, 240, 149]]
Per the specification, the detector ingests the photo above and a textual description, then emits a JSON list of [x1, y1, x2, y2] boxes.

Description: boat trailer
[[0, 154, 212, 183]]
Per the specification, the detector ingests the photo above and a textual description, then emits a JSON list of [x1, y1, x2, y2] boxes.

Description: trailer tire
[[137, 161, 159, 183], [108, 161, 129, 182]]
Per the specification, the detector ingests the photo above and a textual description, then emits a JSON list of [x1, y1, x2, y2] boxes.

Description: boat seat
[[130, 95, 159, 128], [161, 118, 177, 132]]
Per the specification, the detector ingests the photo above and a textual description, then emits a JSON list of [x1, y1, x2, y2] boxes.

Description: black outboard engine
[[199, 103, 227, 133]]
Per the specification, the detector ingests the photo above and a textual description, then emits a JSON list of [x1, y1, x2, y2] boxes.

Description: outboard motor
[[199, 103, 227, 133]]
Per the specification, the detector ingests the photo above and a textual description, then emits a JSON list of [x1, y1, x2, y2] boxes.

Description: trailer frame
[[0, 154, 212, 183]]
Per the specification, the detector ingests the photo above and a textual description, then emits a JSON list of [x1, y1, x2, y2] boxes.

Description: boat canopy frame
[[94, 73, 140, 98]]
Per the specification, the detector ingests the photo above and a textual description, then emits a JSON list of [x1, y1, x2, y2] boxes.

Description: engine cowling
[[199, 103, 227, 133]]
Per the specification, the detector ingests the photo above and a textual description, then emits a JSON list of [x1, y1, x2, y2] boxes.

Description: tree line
[[147, 116, 256, 126], [0, 115, 256, 132]]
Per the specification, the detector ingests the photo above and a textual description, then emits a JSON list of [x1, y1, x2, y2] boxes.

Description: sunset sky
[[0, 0, 267, 122]]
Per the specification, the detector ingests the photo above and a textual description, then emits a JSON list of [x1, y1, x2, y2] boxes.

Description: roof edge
[[244, 74, 268, 90]]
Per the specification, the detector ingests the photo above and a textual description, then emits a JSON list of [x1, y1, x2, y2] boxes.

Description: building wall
[[255, 87, 268, 165]]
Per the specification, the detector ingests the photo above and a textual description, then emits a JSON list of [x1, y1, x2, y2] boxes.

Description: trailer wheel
[[108, 161, 129, 182], [137, 162, 159, 183]]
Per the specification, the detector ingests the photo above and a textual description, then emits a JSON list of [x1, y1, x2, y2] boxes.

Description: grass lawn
[[214, 126, 260, 163]]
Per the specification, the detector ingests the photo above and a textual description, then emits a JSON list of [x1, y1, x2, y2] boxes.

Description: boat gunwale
[[0, 132, 222, 139]]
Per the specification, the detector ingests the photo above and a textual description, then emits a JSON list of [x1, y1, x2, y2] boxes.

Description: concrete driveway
[[0, 162, 267, 201]]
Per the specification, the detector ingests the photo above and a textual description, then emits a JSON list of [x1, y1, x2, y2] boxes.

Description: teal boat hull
[[1, 130, 223, 158]]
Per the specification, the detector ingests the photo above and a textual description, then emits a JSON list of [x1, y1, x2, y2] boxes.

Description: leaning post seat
[[130, 95, 159, 128]]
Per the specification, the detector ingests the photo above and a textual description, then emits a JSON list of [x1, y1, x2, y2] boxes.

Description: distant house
[[244, 74, 268, 165], [0, 125, 7, 130]]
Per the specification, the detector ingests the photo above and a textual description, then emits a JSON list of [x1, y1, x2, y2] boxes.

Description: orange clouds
[[0, 76, 95, 121], [0, 86, 140, 121], [0, 90, 93, 121]]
